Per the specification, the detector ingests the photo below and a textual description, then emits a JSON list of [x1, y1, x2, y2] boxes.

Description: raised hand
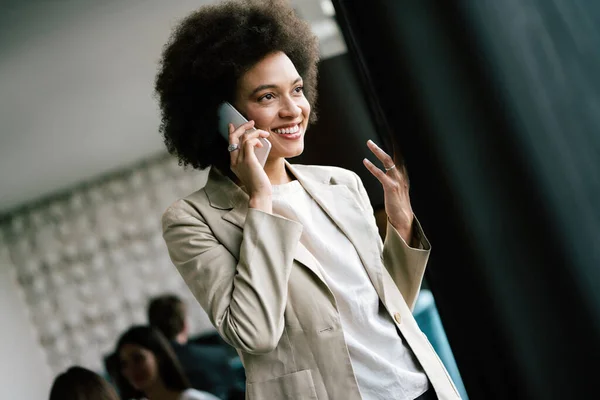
[[363, 140, 415, 244]]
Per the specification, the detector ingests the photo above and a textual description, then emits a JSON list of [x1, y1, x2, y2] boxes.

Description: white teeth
[[274, 125, 299, 134]]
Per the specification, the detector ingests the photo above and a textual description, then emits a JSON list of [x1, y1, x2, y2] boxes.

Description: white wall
[[0, 0, 215, 214], [0, 242, 52, 398], [0, 0, 344, 215]]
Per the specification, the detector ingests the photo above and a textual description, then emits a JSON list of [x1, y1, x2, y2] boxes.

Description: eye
[[294, 86, 304, 94], [258, 93, 275, 102]]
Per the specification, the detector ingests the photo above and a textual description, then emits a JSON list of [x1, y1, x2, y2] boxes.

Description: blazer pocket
[[247, 369, 318, 400]]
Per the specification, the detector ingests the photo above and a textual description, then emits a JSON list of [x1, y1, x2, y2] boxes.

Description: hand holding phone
[[218, 102, 271, 167], [218, 102, 273, 211]]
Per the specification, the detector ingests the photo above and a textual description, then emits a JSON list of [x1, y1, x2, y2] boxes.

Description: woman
[[116, 326, 220, 400], [157, 1, 460, 399], [49, 366, 119, 400]]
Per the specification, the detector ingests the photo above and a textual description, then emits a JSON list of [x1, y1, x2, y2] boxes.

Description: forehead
[[238, 51, 300, 90], [119, 343, 146, 358]]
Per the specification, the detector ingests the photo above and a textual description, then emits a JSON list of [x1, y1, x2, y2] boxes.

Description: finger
[[229, 122, 257, 165], [398, 163, 410, 188], [229, 122, 248, 165], [243, 137, 264, 150], [233, 139, 257, 166], [248, 129, 270, 139], [239, 138, 263, 164], [239, 129, 269, 145], [363, 158, 392, 186], [367, 140, 394, 169], [229, 120, 256, 144]]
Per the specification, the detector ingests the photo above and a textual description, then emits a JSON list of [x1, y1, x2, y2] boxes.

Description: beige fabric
[[162, 163, 461, 400]]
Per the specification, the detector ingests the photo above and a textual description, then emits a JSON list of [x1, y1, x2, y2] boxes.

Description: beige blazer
[[162, 163, 461, 400]]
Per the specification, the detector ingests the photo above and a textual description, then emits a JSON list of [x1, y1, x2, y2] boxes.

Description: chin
[[279, 150, 304, 160], [286, 146, 304, 158], [270, 142, 304, 160], [287, 141, 305, 157], [131, 379, 150, 391]]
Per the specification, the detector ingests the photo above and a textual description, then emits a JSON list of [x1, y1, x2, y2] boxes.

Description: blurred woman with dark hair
[[49, 366, 119, 400], [116, 325, 219, 400]]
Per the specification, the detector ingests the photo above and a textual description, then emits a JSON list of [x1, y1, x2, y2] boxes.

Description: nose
[[278, 96, 301, 119]]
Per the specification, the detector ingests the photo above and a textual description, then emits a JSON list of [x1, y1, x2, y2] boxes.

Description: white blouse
[[179, 388, 221, 400], [272, 180, 429, 400]]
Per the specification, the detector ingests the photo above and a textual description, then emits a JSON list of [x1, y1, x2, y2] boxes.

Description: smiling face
[[119, 343, 160, 392], [234, 51, 311, 162]]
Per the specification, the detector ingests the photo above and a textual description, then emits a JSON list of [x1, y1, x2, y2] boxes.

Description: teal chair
[[414, 289, 468, 399]]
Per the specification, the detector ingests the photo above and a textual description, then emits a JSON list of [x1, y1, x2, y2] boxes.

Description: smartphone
[[217, 102, 271, 167]]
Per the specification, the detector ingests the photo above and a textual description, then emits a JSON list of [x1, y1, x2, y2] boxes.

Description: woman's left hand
[[363, 140, 415, 244]]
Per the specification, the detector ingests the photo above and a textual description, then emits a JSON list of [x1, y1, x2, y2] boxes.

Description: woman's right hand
[[229, 120, 273, 213]]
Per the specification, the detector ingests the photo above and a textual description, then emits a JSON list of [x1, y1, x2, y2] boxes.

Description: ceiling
[[0, 0, 345, 216]]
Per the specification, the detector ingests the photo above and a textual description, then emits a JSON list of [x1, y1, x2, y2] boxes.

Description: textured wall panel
[[1, 154, 212, 374]]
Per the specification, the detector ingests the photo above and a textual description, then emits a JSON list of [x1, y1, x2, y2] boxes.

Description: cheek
[[246, 108, 277, 130], [146, 359, 159, 378], [136, 358, 156, 379], [300, 99, 311, 120], [128, 360, 154, 381]]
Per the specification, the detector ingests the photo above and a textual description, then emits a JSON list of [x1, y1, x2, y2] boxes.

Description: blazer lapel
[[204, 167, 327, 283], [288, 163, 385, 301], [204, 168, 248, 229]]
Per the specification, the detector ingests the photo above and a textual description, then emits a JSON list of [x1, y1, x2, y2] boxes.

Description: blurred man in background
[[148, 294, 235, 399]]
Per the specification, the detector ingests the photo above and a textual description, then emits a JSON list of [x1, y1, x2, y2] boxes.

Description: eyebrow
[[249, 77, 303, 97]]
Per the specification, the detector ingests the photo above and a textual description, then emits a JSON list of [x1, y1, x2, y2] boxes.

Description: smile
[[273, 124, 300, 134]]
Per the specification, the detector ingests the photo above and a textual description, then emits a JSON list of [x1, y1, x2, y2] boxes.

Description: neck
[[145, 381, 181, 400], [264, 157, 293, 185]]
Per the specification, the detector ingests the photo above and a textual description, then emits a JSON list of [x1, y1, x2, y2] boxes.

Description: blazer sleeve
[[162, 205, 303, 354], [352, 172, 431, 311]]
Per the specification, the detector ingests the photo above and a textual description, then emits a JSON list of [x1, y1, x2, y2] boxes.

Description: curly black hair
[[155, 0, 320, 173]]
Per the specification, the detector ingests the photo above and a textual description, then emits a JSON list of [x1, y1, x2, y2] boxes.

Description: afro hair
[[155, 0, 320, 173]]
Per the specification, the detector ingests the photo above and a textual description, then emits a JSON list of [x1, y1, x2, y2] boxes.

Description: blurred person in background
[[49, 366, 119, 400], [116, 325, 220, 400], [157, 0, 458, 399], [148, 294, 234, 399]]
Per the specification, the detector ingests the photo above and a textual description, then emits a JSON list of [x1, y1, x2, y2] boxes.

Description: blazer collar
[[204, 167, 248, 210], [204, 163, 383, 298], [203, 161, 333, 213]]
